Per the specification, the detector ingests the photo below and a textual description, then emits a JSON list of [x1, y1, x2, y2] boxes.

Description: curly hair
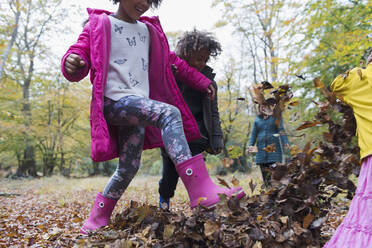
[[110, 0, 162, 8], [175, 29, 222, 60]]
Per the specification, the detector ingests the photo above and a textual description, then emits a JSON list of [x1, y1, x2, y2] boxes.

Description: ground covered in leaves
[[0, 172, 260, 247], [0, 171, 351, 248], [1, 80, 360, 247]]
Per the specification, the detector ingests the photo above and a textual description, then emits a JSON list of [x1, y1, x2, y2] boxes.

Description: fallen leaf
[[314, 77, 324, 88], [303, 213, 314, 229], [217, 177, 231, 189], [263, 144, 276, 153], [296, 120, 321, 130]]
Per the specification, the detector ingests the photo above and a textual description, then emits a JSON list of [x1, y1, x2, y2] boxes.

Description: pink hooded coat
[[61, 9, 211, 162]]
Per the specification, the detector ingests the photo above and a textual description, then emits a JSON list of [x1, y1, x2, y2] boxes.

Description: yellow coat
[[331, 63, 372, 160]]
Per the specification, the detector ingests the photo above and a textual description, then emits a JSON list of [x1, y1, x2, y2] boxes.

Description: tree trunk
[[90, 161, 100, 176], [42, 151, 56, 176], [15, 68, 37, 177], [103, 161, 112, 176], [0, 7, 20, 84], [15, 144, 37, 177]]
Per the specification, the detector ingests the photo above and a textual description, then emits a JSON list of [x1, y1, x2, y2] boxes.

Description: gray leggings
[[102, 95, 192, 200]]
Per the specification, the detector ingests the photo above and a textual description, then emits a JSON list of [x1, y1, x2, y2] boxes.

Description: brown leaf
[[252, 84, 265, 105], [303, 213, 314, 229], [288, 101, 299, 106], [249, 179, 257, 193], [323, 132, 333, 142], [293, 222, 305, 235], [231, 176, 240, 187], [296, 120, 321, 130], [72, 217, 83, 223], [279, 216, 289, 224], [204, 220, 219, 238], [290, 145, 301, 156], [163, 224, 175, 240], [253, 241, 263, 248], [188, 232, 203, 241], [142, 225, 151, 237], [313, 77, 324, 88], [263, 144, 276, 153], [217, 177, 231, 189]]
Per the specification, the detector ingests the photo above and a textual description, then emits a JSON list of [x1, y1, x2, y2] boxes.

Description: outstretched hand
[[206, 84, 215, 100], [285, 143, 290, 150], [246, 146, 258, 155], [171, 64, 178, 77], [64, 54, 85, 75]]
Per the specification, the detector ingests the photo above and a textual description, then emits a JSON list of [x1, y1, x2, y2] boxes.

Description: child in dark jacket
[[158, 29, 245, 209]]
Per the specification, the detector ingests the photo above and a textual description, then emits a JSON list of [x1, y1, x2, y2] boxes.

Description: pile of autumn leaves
[[80, 80, 359, 248]]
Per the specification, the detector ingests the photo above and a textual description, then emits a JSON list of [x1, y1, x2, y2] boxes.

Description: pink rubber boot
[[80, 192, 117, 234], [176, 154, 245, 209]]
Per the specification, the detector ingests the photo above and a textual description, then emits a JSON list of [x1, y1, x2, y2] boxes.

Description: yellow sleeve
[[330, 74, 347, 93], [330, 68, 361, 96]]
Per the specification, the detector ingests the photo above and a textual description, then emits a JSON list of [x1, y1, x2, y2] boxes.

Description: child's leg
[[159, 148, 179, 199], [188, 138, 209, 155], [258, 163, 272, 187], [103, 125, 145, 200]]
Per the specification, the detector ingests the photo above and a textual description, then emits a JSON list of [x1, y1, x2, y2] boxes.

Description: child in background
[[323, 49, 372, 248], [247, 107, 289, 187], [158, 30, 243, 209], [61, 0, 243, 234]]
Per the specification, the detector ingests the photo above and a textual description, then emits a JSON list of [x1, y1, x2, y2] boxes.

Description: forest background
[[0, 0, 371, 179]]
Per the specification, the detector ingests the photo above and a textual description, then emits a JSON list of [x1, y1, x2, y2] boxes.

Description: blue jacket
[[248, 116, 289, 164]]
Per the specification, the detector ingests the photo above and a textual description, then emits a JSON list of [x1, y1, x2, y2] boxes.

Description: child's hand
[[171, 64, 178, 76], [285, 143, 290, 150], [206, 84, 215, 100], [246, 146, 257, 155], [64, 54, 85, 75]]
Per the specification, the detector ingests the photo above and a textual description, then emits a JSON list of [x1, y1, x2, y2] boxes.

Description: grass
[[0, 165, 264, 206]]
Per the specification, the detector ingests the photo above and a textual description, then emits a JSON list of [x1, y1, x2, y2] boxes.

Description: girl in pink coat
[[61, 0, 244, 234]]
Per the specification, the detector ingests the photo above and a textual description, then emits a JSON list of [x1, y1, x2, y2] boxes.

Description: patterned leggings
[[102, 95, 192, 200]]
